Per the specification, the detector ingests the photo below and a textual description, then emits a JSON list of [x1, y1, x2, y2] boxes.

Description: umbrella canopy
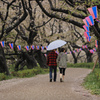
[[47, 40, 67, 51]]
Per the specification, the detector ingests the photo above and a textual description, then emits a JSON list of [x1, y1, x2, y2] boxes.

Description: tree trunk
[[74, 57, 77, 64], [15, 51, 38, 71], [97, 39, 100, 68], [0, 44, 10, 75], [15, 59, 25, 71], [22, 52, 38, 69], [34, 50, 48, 68], [86, 51, 93, 63]]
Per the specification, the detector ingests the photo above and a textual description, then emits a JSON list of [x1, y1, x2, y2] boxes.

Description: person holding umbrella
[[47, 49, 58, 82], [57, 48, 68, 82], [46, 39, 67, 82]]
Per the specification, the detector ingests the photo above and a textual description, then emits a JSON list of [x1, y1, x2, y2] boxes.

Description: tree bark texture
[[0, 44, 10, 75]]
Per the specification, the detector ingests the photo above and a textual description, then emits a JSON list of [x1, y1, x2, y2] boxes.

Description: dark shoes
[[50, 79, 52, 82], [50, 78, 64, 82], [50, 79, 56, 82], [54, 80, 56, 82]]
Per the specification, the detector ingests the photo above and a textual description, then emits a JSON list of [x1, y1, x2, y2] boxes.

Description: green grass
[[83, 68, 100, 95], [0, 73, 13, 81], [11, 66, 49, 78], [0, 66, 49, 81], [67, 62, 99, 69]]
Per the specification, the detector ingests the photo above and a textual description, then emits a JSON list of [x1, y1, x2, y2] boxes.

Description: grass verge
[[82, 68, 100, 95], [0, 66, 49, 81]]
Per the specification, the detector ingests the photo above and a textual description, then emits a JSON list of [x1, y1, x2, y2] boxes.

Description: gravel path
[[0, 68, 100, 100]]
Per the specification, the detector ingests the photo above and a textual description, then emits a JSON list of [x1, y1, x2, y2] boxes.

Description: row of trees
[[35, 0, 100, 64], [0, 0, 100, 75]]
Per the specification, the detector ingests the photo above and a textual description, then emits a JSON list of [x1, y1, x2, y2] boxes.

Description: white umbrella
[[47, 39, 67, 51]]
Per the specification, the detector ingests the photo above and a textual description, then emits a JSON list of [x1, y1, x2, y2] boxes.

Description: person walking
[[57, 48, 68, 82], [47, 49, 58, 82]]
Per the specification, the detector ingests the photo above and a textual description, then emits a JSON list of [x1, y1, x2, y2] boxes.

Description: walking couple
[[47, 48, 68, 82]]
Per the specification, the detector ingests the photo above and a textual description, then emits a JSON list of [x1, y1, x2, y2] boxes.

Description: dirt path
[[0, 68, 100, 100]]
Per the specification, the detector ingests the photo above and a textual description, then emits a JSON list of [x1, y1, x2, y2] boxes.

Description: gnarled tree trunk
[[15, 51, 38, 71], [0, 44, 10, 75], [34, 50, 48, 68], [97, 39, 100, 68]]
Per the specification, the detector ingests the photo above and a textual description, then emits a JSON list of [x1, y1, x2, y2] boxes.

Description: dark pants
[[49, 66, 57, 81], [59, 68, 66, 75]]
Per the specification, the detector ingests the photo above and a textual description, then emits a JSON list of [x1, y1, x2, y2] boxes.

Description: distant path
[[0, 68, 100, 100]]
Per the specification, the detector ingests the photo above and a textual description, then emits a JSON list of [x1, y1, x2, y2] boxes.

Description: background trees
[[0, 0, 100, 75], [0, 0, 49, 74], [35, 0, 100, 66]]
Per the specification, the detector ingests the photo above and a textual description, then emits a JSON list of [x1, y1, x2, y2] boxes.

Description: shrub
[[10, 67, 49, 78], [67, 62, 99, 69], [0, 73, 12, 81], [0, 66, 49, 81], [0, 73, 6, 80]]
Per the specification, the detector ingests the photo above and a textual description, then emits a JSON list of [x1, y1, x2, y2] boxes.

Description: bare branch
[[35, 0, 84, 28], [5, 0, 28, 34]]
